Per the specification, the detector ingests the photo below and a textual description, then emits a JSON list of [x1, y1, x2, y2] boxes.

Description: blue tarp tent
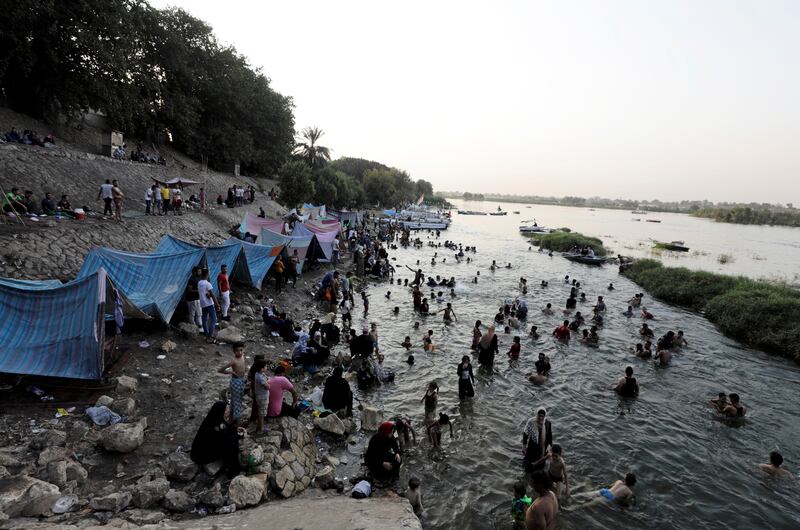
[[0, 278, 63, 290], [79, 246, 204, 322], [0, 270, 107, 380], [224, 239, 282, 289], [154, 235, 241, 287]]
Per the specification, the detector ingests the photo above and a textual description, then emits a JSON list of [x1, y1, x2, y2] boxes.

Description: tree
[[278, 160, 315, 208], [328, 157, 389, 181], [363, 169, 397, 206], [294, 126, 331, 169]]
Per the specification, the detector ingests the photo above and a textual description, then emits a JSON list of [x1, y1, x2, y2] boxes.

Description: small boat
[[645, 219, 662, 223], [632, 210, 649, 214], [519, 225, 551, 234], [632, 218, 641, 222], [654, 241, 689, 252], [489, 211, 507, 216], [400, 220, 449, 230], [563, 253, 606, 265], [512, 211, 520, 214], [457, 210, 487, 215]]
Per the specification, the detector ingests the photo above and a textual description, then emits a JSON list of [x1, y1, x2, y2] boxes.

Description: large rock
[[95, 395, 115, 408], [124, 508, 165, 525], [100, 418, 146, 453], [227, 475, 264, 507], [199, 483, 225, 509], [51, 493, 79, 514], [65, 460, 88, 484], [162, 489, 194, 512], [115, 375, 138, 394], [0, 475, 61, 517], [45, 461, 67, 487], [29, 429, 67, 450], [110, 397, 137, 417], [361, 406, 383, 431], [203, 460, 224, 477], [164, 451, 198, 482], [131, 477, 169, 508], [161, 340, 177, 353], [90, 491, 131, 512], [314, 465, 337, 490], [37, 446, 72, 466], [217, 325, 245, 343], [313, 414, 346, 436]]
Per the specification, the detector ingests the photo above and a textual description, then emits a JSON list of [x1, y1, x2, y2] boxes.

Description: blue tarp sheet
[[224, 239, 281, 289], [154, 235, 241, 287], [79, 246, 204, 322], [0, 278, 63, 290], [0, 270, 106, 380]]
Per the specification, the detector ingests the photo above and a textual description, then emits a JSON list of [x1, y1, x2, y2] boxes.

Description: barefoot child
[[217, 342, 248, 425], [547, 444, 570, 500], [427, 412, 453, 447]]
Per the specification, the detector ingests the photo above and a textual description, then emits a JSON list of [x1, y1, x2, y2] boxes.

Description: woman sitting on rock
[[365, 421, 402, 481], [322, 365, 353, 417], [190, 401, 241, 478]]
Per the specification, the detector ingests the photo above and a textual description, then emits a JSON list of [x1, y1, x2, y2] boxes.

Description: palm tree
[[294, 126, 331, 169]]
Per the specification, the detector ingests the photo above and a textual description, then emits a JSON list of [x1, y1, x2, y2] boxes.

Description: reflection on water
[[346, 204, 800, 529]]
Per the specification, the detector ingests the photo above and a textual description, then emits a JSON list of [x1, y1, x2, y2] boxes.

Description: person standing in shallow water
[[523, 408, 552, 472], [457, 355, 475, 398]]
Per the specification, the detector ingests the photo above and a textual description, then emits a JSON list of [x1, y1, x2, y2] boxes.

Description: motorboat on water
[[519, 224, 551, 234], [654, 241, 689, 252], [458, 210, 488, 215], [512, 211, 520, 214], [489, 206, 507, 216], [645, 219, 662, 223]]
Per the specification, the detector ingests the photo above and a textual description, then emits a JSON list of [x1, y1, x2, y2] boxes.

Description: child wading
[[511, 481, 532, 529], [457, 355, 475, 398]]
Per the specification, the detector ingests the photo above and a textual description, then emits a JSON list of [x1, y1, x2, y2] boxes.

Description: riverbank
[[691, 206, 800, 227], [621, 259, 800, 361]]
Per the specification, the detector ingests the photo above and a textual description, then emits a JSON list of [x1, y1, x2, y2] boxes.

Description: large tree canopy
[[0, 0, 295, 177]]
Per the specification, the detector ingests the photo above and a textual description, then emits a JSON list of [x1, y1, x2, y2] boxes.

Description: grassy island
[[691, 207, 800, 227], [621, 259, 800, 361], [536, 230, 608, 256]]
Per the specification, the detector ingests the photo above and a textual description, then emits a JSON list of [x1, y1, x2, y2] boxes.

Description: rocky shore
[[0, 146, 415, 528]]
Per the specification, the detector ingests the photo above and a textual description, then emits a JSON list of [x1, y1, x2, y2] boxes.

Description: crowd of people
[[3, 126, 56, 148], [177, 208, 789, 530]]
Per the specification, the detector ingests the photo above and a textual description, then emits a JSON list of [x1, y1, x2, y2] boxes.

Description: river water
[[339, 200, 800, 529]]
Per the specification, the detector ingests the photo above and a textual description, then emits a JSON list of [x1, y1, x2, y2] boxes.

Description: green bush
[[621, 260, 800, 361], [537, 231, 607, 256]]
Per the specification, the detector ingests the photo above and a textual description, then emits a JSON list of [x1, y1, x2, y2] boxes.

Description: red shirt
[[217, 273, 230, 293], [509, 343, 521, 358], [553, 325, 570, 340]]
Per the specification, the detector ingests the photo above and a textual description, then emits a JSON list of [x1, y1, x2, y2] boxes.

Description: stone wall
[[0, 144, 281, 280]]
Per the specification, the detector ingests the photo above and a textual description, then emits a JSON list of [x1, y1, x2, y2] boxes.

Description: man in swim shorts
[[599, 473, 636, 506], [526, 471, 558, 530]]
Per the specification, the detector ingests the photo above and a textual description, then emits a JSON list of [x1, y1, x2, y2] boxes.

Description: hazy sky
[[151, 0, 799, 204]]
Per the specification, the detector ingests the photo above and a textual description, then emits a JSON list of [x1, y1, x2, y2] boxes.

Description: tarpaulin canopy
[[0, 278, 63, 290], [224, 239, 282, 289], [78, 246, 204, 322], [0, 270, 107, 380], [154, 235, 241, 287], [260, 229, 325, 273], [291, 223, 336, 261], [301, 203, 326, 220], [240, 212, 285, 236], [331, 210, 361, 227], [151, 177, 200, 186]]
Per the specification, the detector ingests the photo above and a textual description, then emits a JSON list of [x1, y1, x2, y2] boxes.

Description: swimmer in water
[[675, 330, 688, 347], [709, 392, 728, 413], [393, 306, 400, 314], [427, 412, 453, 447], [758, 452, 794, 479], [547, 444, 570, 500], [722, 393, 746, 417], [641, 307, 654, 319], [401, 336, 412, 350], [614, 366, 639, 397], [529, 325, 539, 339], [622, 306, 634, 317], [542, 303, 554, 315], [639, 323, 654, 338], [526, 471, 559, 530], [653, 347, 672, 366], [599, 473, 637, 506]]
